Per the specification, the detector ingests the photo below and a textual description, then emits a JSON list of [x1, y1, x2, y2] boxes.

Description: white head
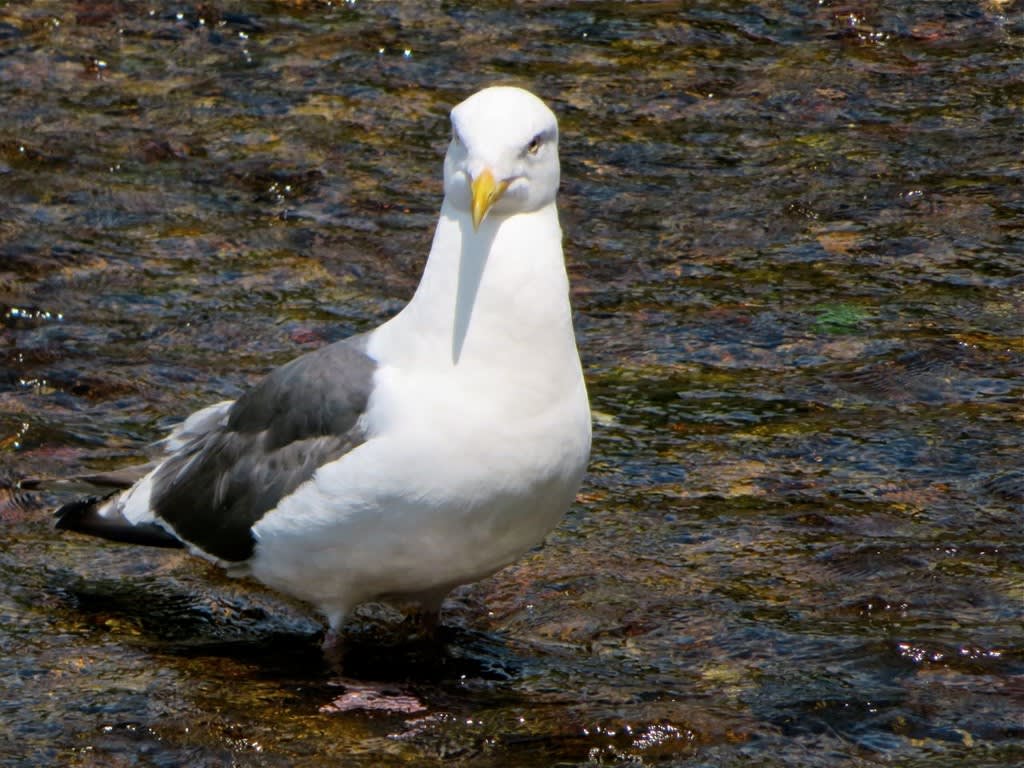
[[443, 86, 560, 230]]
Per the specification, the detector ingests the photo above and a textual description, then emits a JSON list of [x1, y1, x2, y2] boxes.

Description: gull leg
[[317, 605, 431, 715], [320, 608, 348, 672], [404, 588, 449, 639]]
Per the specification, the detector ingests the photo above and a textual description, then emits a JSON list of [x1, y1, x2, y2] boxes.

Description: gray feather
[[149, 339, 376, 562]]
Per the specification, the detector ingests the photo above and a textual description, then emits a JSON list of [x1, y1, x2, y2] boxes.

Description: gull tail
[[54, 494, 184, 550], [21, 464, 183, 549], [20, 463, 155, 494]]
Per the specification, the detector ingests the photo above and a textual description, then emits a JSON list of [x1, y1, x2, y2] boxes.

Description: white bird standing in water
[[55, 86, 592, 651]]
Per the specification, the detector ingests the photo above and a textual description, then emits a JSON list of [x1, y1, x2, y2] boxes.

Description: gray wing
[[149, 338, 376, 562]]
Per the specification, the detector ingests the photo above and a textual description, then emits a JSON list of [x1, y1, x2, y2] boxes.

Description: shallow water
[[1, 1, 1022, 766]]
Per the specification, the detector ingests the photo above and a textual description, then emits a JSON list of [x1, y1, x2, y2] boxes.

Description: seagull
[[54, 86, 592, 649]]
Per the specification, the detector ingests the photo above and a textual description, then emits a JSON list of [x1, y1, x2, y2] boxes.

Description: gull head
[[443, 86, 560, 230]]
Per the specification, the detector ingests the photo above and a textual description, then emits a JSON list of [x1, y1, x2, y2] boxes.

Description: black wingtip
[[55, 495, 185, 550], [54, 495, 105, 529]]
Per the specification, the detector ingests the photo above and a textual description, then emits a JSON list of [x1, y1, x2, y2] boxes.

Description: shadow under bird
[[52, 86, 592, 653]]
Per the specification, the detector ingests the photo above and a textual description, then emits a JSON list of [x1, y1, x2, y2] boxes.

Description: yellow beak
[[470, 169, 510, 230]]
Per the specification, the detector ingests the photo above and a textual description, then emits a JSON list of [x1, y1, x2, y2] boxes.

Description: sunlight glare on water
[[1, 1, 1021, 766]]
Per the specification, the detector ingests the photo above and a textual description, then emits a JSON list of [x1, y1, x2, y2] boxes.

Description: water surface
[[1, 2, 1022, 766]]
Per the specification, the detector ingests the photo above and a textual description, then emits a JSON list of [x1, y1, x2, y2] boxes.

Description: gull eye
[[526, 134, 543, 155]]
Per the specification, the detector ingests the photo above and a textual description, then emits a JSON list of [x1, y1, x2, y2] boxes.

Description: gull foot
[[319, 679, 427, 714]]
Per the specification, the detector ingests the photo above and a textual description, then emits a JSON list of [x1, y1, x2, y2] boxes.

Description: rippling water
[[1, 2, 1021, 766]]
